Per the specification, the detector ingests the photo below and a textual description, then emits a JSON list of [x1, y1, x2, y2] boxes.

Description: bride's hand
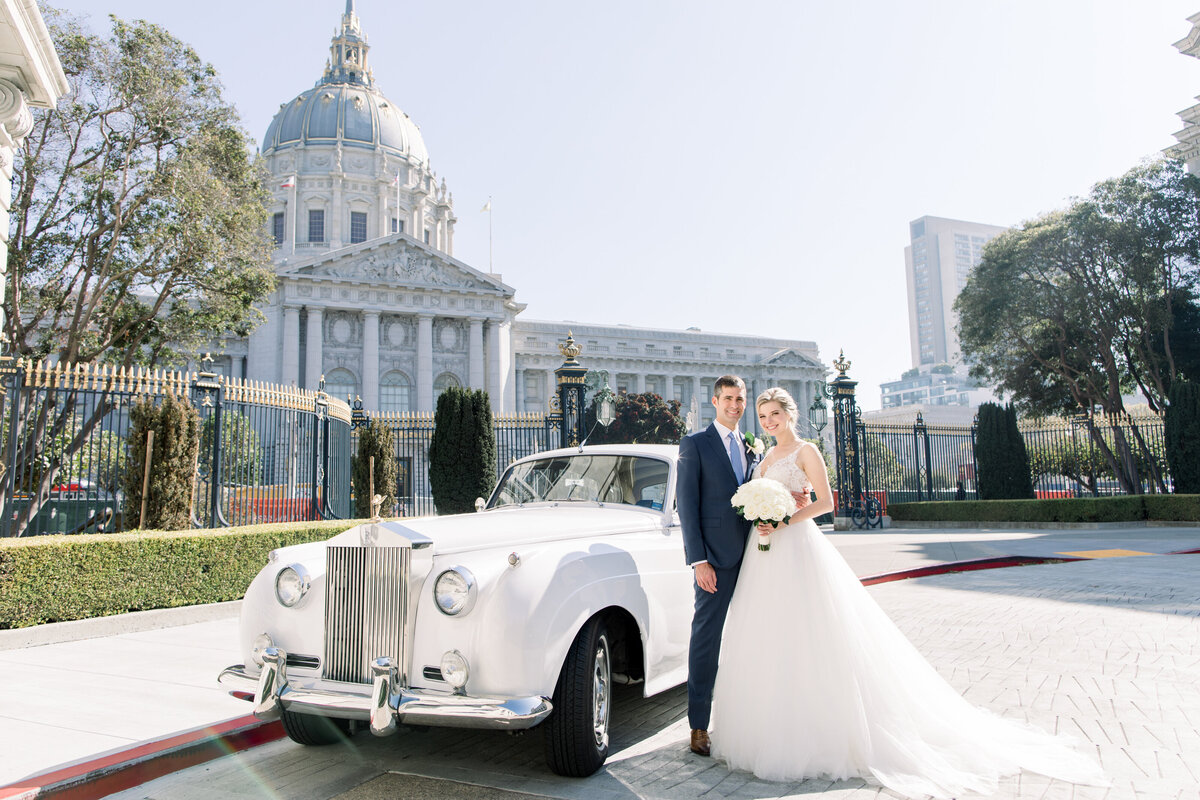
[[791, 490, 812, 510], [756, 521, 776, 534]]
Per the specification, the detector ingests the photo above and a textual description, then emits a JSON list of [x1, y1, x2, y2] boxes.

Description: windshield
[[491, 454, 670, 510]]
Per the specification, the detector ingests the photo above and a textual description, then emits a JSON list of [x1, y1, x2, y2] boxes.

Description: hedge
[[0, 519, 364, 629], [888, 495, 1200, 524]]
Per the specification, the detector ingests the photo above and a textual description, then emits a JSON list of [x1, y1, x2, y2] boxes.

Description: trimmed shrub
[[0, 520, 361, 628], [352, 419, 397, 519], [1165, 380, 1200, 494], [429, 387, 497, 515], [123, 393, 201, 531], [583, 392, 687, 445], [888, 495, 1200, 523], [975, 403, 1035, 500]]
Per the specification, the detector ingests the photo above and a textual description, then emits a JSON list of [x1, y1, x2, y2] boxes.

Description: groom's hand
[[791, 490, 812, 510], [694, 562, 717, 594]]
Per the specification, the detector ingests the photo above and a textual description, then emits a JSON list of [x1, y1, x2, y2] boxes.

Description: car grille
[[322, 545, 409, 684]]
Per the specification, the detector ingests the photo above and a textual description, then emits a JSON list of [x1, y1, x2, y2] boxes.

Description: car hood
[[324, 505, 670, 556]]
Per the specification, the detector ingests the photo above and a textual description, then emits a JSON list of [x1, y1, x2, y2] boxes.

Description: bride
[[709, 387, 1107, 798]]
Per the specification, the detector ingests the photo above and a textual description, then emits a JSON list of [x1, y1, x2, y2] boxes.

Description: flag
[[480, 199, 491, 213], [391, 171, 400, 186], [280, 175, 295, 189]]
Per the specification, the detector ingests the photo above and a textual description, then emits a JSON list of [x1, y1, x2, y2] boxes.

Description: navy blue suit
[[676, 423, 761, 731]]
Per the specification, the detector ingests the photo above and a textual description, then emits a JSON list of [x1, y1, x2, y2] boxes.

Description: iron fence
[[0, 359, 353, 537], [856, 411, 1170, 509]]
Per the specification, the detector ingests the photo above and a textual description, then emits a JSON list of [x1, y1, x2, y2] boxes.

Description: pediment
[[762, 348, 823, 369], [285, 238, 511, 295]]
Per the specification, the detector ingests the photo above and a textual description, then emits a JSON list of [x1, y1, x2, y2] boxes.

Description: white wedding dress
[[710, 452, 1107, 798]]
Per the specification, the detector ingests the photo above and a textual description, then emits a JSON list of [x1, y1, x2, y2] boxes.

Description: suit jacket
[[677, 424, 762, 569]]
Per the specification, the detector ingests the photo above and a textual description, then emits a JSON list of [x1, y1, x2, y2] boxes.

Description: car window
[[492, 454, 670, 510]]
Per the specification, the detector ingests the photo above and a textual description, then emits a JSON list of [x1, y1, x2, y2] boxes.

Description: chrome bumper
[[219, 648, 553, 734]]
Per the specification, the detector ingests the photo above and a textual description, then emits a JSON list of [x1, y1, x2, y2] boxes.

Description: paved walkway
[[2, 526, 1198, 799]]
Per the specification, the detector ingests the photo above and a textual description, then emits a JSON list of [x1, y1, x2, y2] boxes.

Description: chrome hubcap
[[592, 634, 610, 749]]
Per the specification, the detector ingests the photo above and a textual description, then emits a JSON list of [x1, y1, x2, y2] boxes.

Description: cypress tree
[[351, 419, 397, 518], [429, 387, 497, 514], [1165, 380, 1200, 493], [124, 393, 201, 530], [976, 402, 1035, 500]]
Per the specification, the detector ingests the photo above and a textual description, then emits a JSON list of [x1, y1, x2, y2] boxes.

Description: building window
[[433, 372, 460, 405], [308, 209, 325, 243], [524, 372, 540, 400], [423, 229, 431, 244], [272, 212, 284, 246], [350, 211, 367, 244], [379, 371, 411, 413], [324, 368, 358, 403], [391, 217, 403, 234]]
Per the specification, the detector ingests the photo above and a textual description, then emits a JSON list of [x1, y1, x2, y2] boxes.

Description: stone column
[[487, 319, 501, 411], [282, 305, 301, 387], [515, 367, 525, 412], [363, 310, 380, 409], [0, 80, 33, 346], [635, 373, 645, 394], [469, 318, 484, 389], [305, 306, 324, 391], [417, 313, 434, 412]]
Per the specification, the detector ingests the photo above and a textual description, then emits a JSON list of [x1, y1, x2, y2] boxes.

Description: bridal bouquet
[[730, 477, 795, 551]]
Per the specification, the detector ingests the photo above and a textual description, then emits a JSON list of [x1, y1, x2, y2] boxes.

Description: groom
[[676, 375, 761, 757]]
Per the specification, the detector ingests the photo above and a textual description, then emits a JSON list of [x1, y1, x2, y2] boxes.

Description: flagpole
[[488, 195, 493, 273], [395, 170, 401, 234], [289, 181, 297, 255]]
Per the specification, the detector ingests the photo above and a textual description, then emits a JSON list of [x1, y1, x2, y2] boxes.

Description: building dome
[[262, 84, 428, 164], [261, 1, 427, 165]]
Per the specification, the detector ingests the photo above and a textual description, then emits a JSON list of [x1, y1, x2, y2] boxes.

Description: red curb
[[859, 554, 1089, 586], [0, 715, 284, 800]]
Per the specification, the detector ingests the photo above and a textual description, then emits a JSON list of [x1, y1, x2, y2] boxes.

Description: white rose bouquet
[[730, 477, 795, 552]]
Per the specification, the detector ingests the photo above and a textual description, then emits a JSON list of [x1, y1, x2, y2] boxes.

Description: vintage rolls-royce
[[218, 444, 693, 776]]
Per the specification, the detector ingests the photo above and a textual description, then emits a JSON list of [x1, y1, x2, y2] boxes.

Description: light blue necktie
[[728, 432, 744, 483]]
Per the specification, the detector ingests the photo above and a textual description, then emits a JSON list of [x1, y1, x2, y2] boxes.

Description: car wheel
[[280, 709, 352, 746], [544, 617, 611, 777]]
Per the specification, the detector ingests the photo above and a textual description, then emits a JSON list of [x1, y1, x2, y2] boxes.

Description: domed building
[[232, 2, 827, 425]]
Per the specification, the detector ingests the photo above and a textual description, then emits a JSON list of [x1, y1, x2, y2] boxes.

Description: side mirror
[[474, 497, 486, 512]]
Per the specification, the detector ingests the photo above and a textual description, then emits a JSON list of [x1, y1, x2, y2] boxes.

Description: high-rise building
[[904, 215, 1006, 369]]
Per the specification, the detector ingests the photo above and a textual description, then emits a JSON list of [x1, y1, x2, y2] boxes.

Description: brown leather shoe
[[690, 728, 711, 756]]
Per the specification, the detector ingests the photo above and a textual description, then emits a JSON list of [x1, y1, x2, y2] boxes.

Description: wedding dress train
[[709, 454, 1107, 798]]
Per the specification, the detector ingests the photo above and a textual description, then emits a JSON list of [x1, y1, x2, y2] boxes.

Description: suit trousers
[[687, 563, 741, 731]]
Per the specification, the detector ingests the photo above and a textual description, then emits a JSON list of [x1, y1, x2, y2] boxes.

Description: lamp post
[[807, 392, 828, 436]]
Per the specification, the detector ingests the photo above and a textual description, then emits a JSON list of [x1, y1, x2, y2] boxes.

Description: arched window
[[433, 372, 461, 406], [380, 371, 411, 413], [324, 368, 359, 405]]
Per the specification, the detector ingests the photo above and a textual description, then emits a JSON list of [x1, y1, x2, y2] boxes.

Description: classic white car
[[218, 443, 693, 776]]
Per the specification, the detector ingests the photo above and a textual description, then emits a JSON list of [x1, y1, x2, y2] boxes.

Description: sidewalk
[[2, 525, 1198, 799]]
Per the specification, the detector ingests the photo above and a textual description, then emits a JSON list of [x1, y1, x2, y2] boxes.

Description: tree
[[956, 159, 1200, 492], [1165, 381, 1200, 493], [2, 12, 274, 536], [429, 388, 496, 515], [123, 393, 200, 530], [352, 419, 397, 519], [583, 392, 686, 445], [975, 403, 1035, 500]]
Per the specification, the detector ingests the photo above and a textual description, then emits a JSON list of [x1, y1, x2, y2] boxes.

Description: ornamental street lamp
[[807, 393, 828, 435]]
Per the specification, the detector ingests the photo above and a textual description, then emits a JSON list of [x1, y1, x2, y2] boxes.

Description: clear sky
[[55, 0, 1200, 409]]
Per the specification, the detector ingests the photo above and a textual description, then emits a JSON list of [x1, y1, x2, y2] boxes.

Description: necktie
[[728, 432, 744, 483]]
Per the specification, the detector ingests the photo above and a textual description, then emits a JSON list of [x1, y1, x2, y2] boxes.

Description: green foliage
[[1166, 380, 1200, 493], [0, 520, 358, 628], [930, 364, 954, 375], [956, 159, 1200, 423], [199, 409, 263, 484], [123, 394, 200, 530], [900, 367, 920, 380], [583, 392, 687, 445], [975, 403, 1035, 500], [428, 388, 497, 515], [888, 495, 1200, 523], [352, 419, 397, 518]]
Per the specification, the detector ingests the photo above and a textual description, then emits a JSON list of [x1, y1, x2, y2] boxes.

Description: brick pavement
[[101, 552, 1200, 800]]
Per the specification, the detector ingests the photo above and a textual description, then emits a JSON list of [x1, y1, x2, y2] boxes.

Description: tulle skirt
[[709, 518, 1108, 798]]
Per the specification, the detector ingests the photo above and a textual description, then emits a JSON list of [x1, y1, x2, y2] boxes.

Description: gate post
[[192, 355, 229, 527], [831, 351, 882, 530], [552, 332, 588, 448]]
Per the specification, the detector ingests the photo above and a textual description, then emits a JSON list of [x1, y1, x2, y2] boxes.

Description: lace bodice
[[755, 449, 811, 492]]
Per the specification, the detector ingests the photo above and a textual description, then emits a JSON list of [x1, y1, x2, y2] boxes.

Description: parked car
[[218, 443, 691, 776]]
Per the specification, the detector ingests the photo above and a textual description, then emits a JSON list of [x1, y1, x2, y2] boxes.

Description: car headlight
[[274, 564, 311, 607], [441, 650, 469, 689], [251, 633, 274, 666], [433, 567, 477, 615]]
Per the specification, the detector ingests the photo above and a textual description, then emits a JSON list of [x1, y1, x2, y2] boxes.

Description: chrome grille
[[322, 545, 409, 684]]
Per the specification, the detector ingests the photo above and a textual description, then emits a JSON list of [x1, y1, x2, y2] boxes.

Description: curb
[[0, 716, 283, 800], [0, 601, 241, 651]]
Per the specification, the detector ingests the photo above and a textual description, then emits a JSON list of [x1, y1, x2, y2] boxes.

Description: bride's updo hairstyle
[[756, 387, 800, 436]]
